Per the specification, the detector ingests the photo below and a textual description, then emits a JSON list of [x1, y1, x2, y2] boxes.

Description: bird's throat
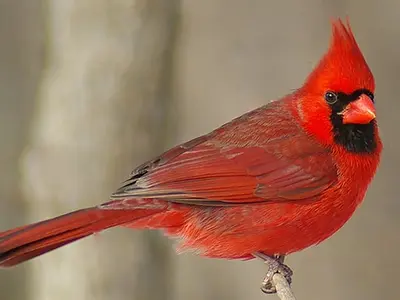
[[330, 115, 377, 153]]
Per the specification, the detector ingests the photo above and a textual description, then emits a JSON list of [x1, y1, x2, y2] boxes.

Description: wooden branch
[[272, 273, 296, 300]]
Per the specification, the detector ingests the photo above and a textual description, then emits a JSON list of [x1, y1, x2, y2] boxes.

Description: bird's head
[[298, 18, 378, 154]]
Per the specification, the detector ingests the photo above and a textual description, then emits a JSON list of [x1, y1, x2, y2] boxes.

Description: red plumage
[[0, 18, 382, 284]]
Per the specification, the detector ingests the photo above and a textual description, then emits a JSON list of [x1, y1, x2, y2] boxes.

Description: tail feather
[[0, 207, 157, 267]]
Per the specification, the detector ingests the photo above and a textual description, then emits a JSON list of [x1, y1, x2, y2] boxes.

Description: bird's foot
[[254, 253, 293, 294]]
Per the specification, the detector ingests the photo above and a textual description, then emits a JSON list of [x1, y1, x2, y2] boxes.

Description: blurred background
[[0, 1, 399, 300]]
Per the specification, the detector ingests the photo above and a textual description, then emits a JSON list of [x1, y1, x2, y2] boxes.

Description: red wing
[[109, 131, 338, 206]]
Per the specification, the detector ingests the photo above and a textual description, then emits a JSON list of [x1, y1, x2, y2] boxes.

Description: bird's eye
[[324, 91, 338, 104]]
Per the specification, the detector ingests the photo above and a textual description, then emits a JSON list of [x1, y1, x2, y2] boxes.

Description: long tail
[[0, 207, 156, 267]]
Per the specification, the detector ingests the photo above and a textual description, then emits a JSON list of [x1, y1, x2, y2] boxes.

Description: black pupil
[[325, 92, 337, 103]]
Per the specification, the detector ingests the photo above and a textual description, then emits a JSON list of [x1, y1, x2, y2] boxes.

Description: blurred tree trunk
[[0, 1, 44, 300], [21, 1, 179, 300]]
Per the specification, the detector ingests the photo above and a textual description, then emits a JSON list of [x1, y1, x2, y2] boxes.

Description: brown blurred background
[[0, 1, 399, 300]]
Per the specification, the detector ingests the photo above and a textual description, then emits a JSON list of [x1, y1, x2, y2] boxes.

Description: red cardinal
[[0, 19, 381, 293]]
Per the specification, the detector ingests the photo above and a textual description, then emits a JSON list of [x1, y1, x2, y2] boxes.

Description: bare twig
[[272, 273, 296, 300]]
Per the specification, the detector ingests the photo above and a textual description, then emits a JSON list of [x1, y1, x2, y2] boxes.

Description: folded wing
[[107, 117, 337, 207]]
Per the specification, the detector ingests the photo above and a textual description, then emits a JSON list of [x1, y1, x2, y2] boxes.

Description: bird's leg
[[254, 252, 293, 294]]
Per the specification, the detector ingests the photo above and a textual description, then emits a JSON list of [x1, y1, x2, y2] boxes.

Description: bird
[[0, 18, 381, 294]]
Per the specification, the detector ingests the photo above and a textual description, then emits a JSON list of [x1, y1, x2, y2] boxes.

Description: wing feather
[[108, 102, 338, 207]]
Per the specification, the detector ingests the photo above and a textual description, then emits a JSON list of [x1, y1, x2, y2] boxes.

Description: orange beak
[[342, 94, 376, 124]]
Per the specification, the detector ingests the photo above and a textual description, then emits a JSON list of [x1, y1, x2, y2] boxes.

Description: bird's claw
[[255, 253, 293, 294]]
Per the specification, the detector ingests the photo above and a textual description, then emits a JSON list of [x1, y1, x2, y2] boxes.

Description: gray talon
[[254, 253, 293, 294]]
